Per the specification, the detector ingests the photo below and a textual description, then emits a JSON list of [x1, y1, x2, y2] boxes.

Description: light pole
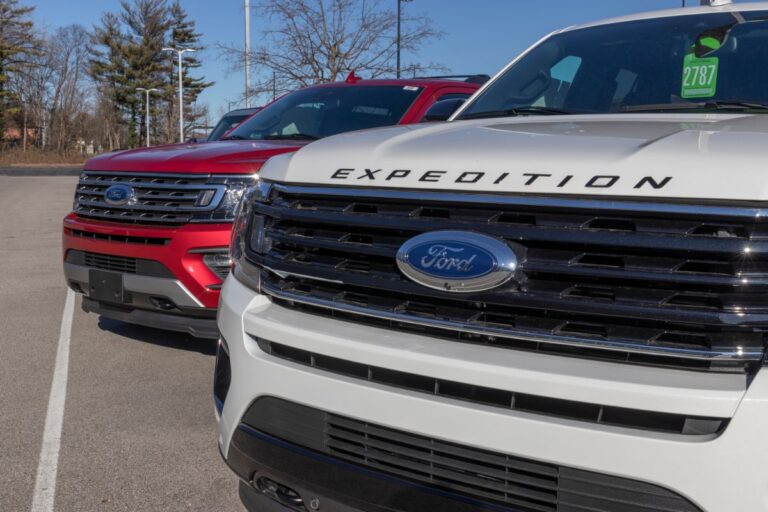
[[396, 0, 413, 79], [244, 0, 251, 108], [162, 46, 197, 142], [136, 87, 160, 147]]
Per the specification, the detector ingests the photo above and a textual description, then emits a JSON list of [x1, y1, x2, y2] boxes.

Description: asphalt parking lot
[[1, 174, 242, 511]]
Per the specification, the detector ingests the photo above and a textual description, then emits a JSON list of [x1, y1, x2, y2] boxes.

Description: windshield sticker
[[682, 53, 719, 98], [682, 37, 720, 99]]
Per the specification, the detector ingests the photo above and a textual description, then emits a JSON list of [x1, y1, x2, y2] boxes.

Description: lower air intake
[[242, 397, 703, 512]]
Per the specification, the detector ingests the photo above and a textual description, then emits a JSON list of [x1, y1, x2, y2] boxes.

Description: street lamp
[[136, 87, 160, 147], [244, 0, 251, 108], [162, 46, 197, 142], [396, 0, 414, 79]]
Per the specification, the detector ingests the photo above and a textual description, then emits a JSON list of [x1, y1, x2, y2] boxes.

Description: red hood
[[84, 139, 309, 174]]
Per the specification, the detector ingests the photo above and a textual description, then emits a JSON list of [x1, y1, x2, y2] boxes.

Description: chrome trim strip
[[77, 190, 225, 212], [63, 263, 204, 308], [188, 247, 229, 254], [84, 190, 203, 200], [124, 274, 204, 307], [78, 180, 224, 191], [269, 182, 768, 219], [259, 277, 763, 362]]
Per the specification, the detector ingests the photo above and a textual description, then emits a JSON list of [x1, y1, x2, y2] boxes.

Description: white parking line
[[30, 289, 75, 512]]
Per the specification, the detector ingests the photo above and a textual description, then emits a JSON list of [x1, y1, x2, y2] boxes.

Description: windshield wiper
[[262, 133, 319, 140], [459, 106, 576, 120], [708, 101, 768, 111], [221, 134, 248, 140], [623, 101, 768, 113]]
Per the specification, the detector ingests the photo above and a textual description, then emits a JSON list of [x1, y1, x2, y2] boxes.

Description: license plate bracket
[[89, 269, 124, 304]]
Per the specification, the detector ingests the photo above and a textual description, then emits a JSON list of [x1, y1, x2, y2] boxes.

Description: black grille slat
[[326, 427, 559, 512], [257, 201, 765, 255], [74, 206, 193, 225], [65, 228, 169, 245], [266, 221, 768, 286], [83, 252, 137, 273], [258, 339, 728, 436], [327, 430, 558, 492], [558, 468, 699, 512], [77, 198, 203, 213], [246, 185, 768, 372]]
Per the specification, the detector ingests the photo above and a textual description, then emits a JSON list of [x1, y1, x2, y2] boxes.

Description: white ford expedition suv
[[216, 3, 768, 511]]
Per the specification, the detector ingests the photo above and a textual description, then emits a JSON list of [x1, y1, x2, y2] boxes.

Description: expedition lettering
[[331, 168, 672, 190]]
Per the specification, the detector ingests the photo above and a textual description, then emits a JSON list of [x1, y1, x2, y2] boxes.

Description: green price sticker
[[681, 53, 719, 99]]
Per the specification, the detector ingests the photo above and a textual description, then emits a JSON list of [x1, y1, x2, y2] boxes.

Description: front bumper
[[81, 296, 217, 339], [217, 275, 768, 512], [63, 213, 231, 309], [62, 214, 231, 336], [64, 259, 217, 338]]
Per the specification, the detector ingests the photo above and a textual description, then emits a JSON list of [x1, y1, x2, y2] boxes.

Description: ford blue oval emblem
[[104, 184, 135, 206], [396, 231, 523, 293]]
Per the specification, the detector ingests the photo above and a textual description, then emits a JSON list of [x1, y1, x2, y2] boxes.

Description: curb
[[0, 167, 82, 177]]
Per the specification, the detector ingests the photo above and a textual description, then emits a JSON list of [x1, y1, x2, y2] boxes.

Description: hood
[[270, 114, 768, 201], [84, 139, 309, 174]]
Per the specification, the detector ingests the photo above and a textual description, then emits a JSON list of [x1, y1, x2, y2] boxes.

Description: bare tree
[[7, 44, 47, 150], [47, 25, 91, 152], [8, 25, 92, 153], [222, 0, 443, 101]]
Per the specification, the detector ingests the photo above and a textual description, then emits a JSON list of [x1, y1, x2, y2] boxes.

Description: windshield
[[225, 85, 423, 140], [207, 113, 254, 141], [459, 10, 768, 118]]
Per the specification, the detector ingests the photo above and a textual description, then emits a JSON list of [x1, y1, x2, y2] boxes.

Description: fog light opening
[[150, 297, 178, 311], [200, 249, 232, 282], [255, 476, 305, 511]]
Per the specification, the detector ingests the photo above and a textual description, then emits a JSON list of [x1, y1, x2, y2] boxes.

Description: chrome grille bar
[[260, 275, 763, 362]]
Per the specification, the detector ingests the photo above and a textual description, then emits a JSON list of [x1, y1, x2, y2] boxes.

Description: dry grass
[[0, 148, 87, 167]]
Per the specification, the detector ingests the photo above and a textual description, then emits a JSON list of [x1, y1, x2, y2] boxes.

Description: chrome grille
[[73, 171, 227, 225], [245, 183, 768, 372]]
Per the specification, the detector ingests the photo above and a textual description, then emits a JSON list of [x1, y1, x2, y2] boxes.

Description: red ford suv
[[63, 77, 483, 338]]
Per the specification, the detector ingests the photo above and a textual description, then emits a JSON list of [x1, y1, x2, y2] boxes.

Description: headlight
[[190, 176, 256, 222], [230, 178, 272, 292]]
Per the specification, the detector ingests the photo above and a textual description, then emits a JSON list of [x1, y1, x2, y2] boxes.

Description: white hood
[[261, 113, 768, 202]]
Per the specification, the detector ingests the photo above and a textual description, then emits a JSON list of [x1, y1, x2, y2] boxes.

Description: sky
[[31, 0, 763, 118]]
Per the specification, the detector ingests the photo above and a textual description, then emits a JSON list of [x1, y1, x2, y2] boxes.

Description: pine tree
[[121, 0, 170, 146], [164, 1, 212, 141], [0, 0, 39, 141], [90, 12, 131, 149], [89, 0, 212, 147]]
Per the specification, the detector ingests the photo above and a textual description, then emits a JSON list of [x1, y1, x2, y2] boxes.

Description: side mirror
[[422, 98, 467, 122]]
